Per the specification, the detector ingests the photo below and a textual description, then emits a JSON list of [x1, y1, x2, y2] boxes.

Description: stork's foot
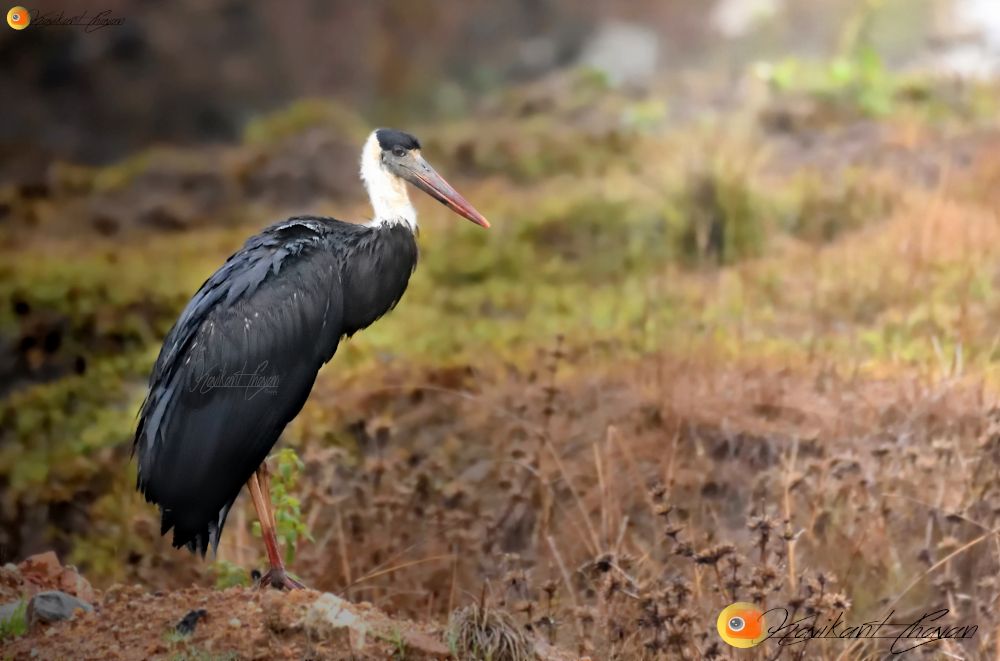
[[257, 566, 307, 591]]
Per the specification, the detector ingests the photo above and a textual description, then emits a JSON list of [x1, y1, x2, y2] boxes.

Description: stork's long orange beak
[[404, 155, 490, 228]]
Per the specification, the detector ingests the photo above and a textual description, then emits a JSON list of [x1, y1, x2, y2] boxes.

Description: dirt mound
[[1, 553, 576, 661]]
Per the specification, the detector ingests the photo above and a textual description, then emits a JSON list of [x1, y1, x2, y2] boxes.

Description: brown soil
[[12, 586, 393, 660], [1, 553, 577, 660]]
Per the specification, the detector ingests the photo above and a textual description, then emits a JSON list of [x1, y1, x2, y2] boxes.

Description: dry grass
[[146, 349, 988, 659], [448, 598, 535, 661]]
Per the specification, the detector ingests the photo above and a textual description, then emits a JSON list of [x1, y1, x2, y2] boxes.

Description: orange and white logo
[[7, 5, 29, 29], [717, 602, 767, 648]]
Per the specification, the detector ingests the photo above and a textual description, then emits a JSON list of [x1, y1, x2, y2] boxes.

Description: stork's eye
[[392, 146, 406, 157]]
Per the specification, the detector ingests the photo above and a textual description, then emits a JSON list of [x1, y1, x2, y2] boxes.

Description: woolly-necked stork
[[134, 129, 489, 589]]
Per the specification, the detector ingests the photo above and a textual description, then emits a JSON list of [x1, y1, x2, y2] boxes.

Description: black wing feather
[[134, 219, 343, 555]]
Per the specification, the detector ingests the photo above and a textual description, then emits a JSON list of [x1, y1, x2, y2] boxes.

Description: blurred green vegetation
[[757, 0, 998, 124], [0, 600, 27, 641], [782, 170, 896, 243], [760, 46, 998, 123], [764, 46, 897, 117], [242, 98, 368, 147], [211, 560, 251, 590]]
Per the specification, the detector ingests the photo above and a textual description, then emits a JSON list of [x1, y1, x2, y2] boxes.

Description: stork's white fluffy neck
[[360, 132, 417, 231]]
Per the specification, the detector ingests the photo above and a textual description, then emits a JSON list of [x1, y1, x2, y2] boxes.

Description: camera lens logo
[[717, 602, 767, 648], [7, 6, 29, 29]]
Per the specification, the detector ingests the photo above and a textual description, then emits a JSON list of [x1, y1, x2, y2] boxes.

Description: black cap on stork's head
[[360, 128, 490, 230]]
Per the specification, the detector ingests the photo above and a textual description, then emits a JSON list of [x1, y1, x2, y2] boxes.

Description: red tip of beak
[[430, 178, 491, 229], [465, 210, 490, 229], [411, 167, 491, 229]]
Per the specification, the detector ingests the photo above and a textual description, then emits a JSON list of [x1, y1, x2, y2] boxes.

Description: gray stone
[[27, 590, 93, 626]]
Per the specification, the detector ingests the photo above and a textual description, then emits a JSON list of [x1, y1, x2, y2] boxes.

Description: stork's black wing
[[134, 218, 344, 555]]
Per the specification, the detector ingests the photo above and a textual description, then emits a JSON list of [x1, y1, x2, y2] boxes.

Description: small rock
[[27, 590, 93, 627], [175, 609, 206, 635], [228, 617, 241, 628], [18, 552, 62, 583], [303, 593, 368, 650], [17, 551, 95, 603], [57, 565, 95, 604]]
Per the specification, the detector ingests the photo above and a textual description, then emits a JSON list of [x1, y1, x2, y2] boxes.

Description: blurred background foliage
[[3, 0, 1000, 654]]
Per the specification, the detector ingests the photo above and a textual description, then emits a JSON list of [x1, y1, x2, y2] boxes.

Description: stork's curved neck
[[360, 133, 417, 231]]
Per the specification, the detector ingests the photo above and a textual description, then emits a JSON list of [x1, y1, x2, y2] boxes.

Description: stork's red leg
[[246, 466, 306, 590], [258, 462, 277, 532]]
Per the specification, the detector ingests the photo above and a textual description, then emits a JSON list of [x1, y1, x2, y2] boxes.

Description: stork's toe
[[257, 567, 307, 591]]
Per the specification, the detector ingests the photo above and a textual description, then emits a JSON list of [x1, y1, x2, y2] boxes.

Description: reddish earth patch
[[1, 551, 95, 604], [2, 552, 578, 660], [4, 584, 450, 660]]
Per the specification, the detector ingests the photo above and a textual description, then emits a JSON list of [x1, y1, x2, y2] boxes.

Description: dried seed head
[[654, 503, 673, 518], [830, 593, 852, 610], [541, 579, 558, 599], [747, 515, 775, 534], [694, 544, 735, 566], [663, 524, 685, 540]]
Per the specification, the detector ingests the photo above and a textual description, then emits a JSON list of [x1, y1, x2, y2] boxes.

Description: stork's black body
[[135, 217, 417, 554], [134, 128, 489, 588]]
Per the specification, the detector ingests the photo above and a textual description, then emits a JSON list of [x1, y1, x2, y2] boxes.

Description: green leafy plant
[[386, 628, 409, 660], [252, 448, 313, 565], [211, 559, 251, 589], [0, 601, 27, 641]]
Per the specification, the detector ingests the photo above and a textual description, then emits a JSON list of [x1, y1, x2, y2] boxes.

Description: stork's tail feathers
[[159, 500, 235, 557]]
